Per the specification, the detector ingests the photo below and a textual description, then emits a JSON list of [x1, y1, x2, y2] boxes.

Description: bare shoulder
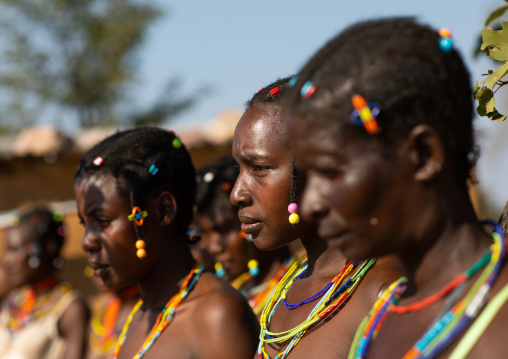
[[357, 256, 404, 300], [59, 293, 90, 336], [188, 272, 260, 359]]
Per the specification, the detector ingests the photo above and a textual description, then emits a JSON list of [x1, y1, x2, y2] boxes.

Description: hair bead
[[289, 76, 298, 87], [439, 28, 453, 53], [128, 206, 148, 226], [172, 138, 182, 149], [270, 87, 280, 95], [148, 164, 159, 175], [350, 95, 380, 134], [93, 156, 104, 166], [300, 81, 316, 98], [248, 259, 260, 277], [288, 203, 300, 225]]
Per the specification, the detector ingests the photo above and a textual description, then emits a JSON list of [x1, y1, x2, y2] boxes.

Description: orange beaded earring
[[128, 206, 149, 260]]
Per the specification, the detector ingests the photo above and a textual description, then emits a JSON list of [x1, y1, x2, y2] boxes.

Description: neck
[[300, 231, 348, 279], [138, 244, 196, 310], [254, 246, 291, 286], [399, 217, 492, 301]]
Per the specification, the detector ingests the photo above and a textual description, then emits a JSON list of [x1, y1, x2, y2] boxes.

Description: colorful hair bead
[[172, 138, 182, 149], [128, 206, 148, 226], [52, 211, 64, 222], [439, 28, 453, 53], [148, 164, 159, 175], [300, 81, 316, 98], [222, 182, 232, 191], [270, 87, 280, 95], [350, 95, 380, 134], [248, 259, 260, 277], [288, 203, 300, 225], [289, 76, 298, 87], [135, 239, 147, 259], [93, 156, 104, 166], [257, 88, 265, 93], [215, 262, 225, 278]]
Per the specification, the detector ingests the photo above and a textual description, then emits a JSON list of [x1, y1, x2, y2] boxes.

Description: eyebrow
[[237, 151, 270, 164]]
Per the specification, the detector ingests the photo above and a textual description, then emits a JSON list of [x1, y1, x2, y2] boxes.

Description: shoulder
[[357, 256, 405, 300], [188, 273, 260, 359], [59, 292, 90, 338]]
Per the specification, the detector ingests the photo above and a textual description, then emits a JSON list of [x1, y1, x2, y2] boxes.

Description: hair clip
[[300, 81, 316, 98], [148, 164, 159, 175], [128, 206, 148, 226], [289, 76, 298, 87], [439, 28, 453, 53], [93, 156, 104, 166], [270, 87, 280, 95], [222, 182, 232, 191], [350, 95, 380, 134], [172, 138, 182, 149]]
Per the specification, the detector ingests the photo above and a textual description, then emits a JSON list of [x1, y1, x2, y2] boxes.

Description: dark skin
[[195, 189, 290, 287], [4, 222, 89, 359], [231, 104, 402, 358], [75, 173, 259, 359], [287, 112, 508, 358]]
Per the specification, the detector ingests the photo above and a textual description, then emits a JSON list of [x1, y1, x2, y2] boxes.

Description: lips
[[238, 214, 263, 234], [88, 261, 110, 278]]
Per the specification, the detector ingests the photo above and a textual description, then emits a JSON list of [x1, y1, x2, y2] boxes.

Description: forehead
[[75, 173, 128, 213], [233, 105, 289, 161]]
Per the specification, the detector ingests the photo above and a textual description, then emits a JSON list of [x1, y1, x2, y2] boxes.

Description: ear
[[406, 125, 444, 181], [155, 191, 178, 226]]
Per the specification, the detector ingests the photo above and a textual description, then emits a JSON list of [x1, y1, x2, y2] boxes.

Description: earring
[[215, 262, 225, 278], [26, 242, 41, 268], [288, 203, 300, 225], [248, 259, 259, 277], [135, 240, 147, 259]]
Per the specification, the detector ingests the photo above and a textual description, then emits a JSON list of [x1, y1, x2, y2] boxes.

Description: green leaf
[[479, 62, 508, 89], [474, 86, 507, 121], [481, 22, 508, 62], [485, 4, 508, 26]]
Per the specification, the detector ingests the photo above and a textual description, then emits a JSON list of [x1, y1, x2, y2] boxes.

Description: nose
[[230, 174, 252, 208], [81, 227, 101, 253], [299, 174, 329, 222]]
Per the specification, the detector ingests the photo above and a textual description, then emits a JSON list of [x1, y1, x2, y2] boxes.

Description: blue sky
[[133, 0, 508, 216]]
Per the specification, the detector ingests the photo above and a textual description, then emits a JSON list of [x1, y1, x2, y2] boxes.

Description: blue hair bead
[[289, 76, 298, 87], [439, 37, 453, 53], [300, 81, 316, 98], [149, 164, 159, 175]]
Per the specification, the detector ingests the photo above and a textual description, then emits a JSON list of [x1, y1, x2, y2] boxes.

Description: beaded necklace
[[349, 220, 505, 359], [112, 262, 204, 359], [248, 256, 296, 317], [258, 254, 376, 359], [6, 276, 71, 335], [89, 284, 140, 356], [231, 271, 253, 293]]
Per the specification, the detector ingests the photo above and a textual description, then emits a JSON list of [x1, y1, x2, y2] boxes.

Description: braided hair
[[75, 127, 196, 239], [246, 77, 300, 206], [13, 203, 66, 258], [288, 18, 474, 188]]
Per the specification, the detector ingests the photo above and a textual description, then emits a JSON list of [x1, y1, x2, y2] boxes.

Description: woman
[[75, 127, 259, 359], [0, 203, 89, 359], [285, 18, 508, 358]]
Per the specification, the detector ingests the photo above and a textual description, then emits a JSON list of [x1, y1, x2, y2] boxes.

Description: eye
[[96, 216, 112, 227], [252, 164, 270, 173]]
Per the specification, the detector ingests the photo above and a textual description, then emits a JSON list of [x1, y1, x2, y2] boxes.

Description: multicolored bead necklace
[[258, 254, 376, 359], [349, 220, 505, 359], [89, 284, 140, 356], [6, 276, 71, 335], [248, 256, 296, 317], [112, 262, 204, 359]]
